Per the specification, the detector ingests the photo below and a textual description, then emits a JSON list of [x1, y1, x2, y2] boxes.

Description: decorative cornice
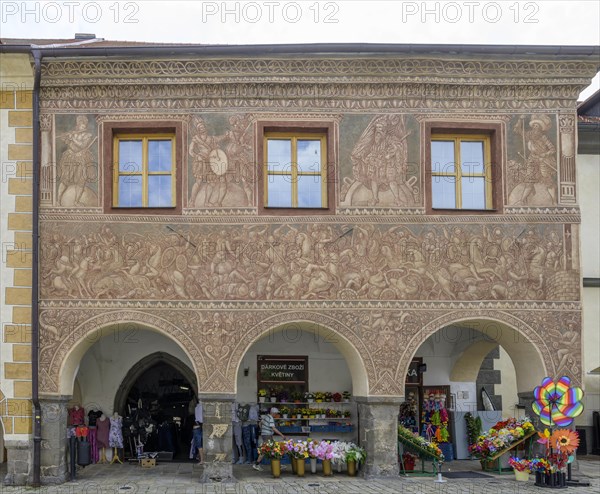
[[38, 299, 582, 311], [38, 211, 581, 224], [40, 58, 599, 81], [39, 82, 586, 111]]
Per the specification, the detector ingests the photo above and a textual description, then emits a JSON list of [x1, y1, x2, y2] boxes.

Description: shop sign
[[258, 355, 307, 384]]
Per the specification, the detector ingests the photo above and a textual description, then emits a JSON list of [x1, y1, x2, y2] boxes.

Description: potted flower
[[291, 390, 303, 403], [269, 387, 279, 403], [324, 391, 333, 402], [342, 391, 351, 402], [258, 439, 288, 478], [509, 456, 531, 482], [314, 391, 325, 403], [277, 389, 289, 403], [402, 451, 418, 472], [287, 439, 309, 476], [332, 392, 342, 403], [307, 439, 320, 473], [280, 406, 290, 419], [345, 443, 366, 476], [312, 440, 336, 476], [258, 388, 268, 403], [304, 392, 315, 403]]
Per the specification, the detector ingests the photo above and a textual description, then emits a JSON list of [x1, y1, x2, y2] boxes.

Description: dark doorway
[[117, 355, 198, 462]]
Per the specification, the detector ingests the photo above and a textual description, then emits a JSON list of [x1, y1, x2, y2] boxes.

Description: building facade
[[0, 40, 598, 484]]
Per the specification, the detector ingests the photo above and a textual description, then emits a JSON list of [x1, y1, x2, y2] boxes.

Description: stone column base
[[3, 439, 31, 486], [198, 394, 236, 483], [39, 395, 71, 484], [356, 396, 403, 478]]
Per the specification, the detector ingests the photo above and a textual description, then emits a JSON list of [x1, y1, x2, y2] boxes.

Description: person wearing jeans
[[252, 408, 286, 471]]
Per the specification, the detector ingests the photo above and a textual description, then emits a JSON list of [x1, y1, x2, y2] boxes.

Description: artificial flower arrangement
[[536, 428, 580, 473], [398, 424, 444, 460], [332, 392, 342, 403], [468, 417, 535, 460], [508, 456, 532, 472], [286, 439, 309, 460], [345, 443, 367, 464], [258, 439, 288, 459]]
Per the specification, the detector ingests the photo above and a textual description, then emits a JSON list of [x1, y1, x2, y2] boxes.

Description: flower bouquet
[[259, 439, 287, 459], [509, 456, 532, 482], [468, 417, 535, 461]]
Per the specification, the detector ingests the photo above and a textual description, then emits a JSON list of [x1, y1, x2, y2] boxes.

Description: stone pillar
[[356, 396, 402, 478], [39, 395, 70, 484], [198, 394, 235, 483], [3, 439, 31, 485]]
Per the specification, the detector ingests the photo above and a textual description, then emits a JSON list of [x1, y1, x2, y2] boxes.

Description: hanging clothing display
[[96, 416, 110, 449], [68, 406, 85, 426], [88, 410, 103, 427], [88, 427, 99, 464], [109, 415, 123, 449]]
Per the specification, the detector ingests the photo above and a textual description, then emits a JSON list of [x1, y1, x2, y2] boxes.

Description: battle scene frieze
[[40, 222, 580, 303]]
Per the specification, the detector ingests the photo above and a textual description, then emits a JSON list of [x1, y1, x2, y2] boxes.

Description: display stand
[[397, 432, 444, 476], [481, 430, 537, 474], [110, 447, 123, 464]]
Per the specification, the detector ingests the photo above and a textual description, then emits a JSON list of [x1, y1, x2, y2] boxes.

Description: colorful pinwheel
[[532, 376, 584, 427]]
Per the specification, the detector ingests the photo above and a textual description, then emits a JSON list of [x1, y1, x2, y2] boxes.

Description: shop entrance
[[114, 353, 198, 461]]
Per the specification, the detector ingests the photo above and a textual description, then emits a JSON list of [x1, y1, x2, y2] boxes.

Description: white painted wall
[[494, 346, 519, 419], [75, 326, 352, 416], [577, 152, 600, 431], [236, 329, 352, 403], [76, 330, 194, 416]]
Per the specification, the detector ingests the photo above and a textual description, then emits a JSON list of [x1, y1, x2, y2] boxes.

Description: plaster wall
[[577, 152, 600, 430], [75, 330, 194, 415], [493, 346, 520, 419], [236, 329, 352, 403]]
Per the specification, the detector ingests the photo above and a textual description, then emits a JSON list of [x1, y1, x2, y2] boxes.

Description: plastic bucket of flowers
[[508, 457, 531, 481]]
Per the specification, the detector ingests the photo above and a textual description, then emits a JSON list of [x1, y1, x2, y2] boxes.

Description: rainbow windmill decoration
[[532, 376, 584, 427]]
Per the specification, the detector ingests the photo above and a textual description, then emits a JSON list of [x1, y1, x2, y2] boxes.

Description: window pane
[[148, 140, 172, 172], [298, 175, 323, 208], [461, 141, 485, 175], [431, 176, 457, 208], [431, 141, 455, 174], [461, 177, 486, 209], [148, 175, 172, 207], [118, 175, 143, 207], [267, 175, 292, 207], [267, 139, 291, 174], [297, 140, 321, 173], [119, 140, 142, 173]]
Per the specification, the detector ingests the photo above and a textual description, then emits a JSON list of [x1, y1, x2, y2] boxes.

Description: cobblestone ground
[[1, 460, 599, 494]]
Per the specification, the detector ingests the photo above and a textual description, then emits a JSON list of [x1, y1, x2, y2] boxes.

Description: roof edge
[[1, 42, 600, 59]]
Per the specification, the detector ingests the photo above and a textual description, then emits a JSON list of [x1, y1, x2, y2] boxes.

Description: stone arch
[[228, 312, 372, 396], [449, 340, 500, 382], [396, 311, 550, 396], [113, 351, 198, 415], [54, 311, 203, 397]]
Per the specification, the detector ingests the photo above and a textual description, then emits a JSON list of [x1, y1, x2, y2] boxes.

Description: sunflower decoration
[[532, 376, 584, 427], [550, 429, 580, 455]]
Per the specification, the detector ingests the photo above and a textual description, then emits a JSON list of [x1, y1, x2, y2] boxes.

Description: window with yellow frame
[[431, 134, 492, 210], [264, 133, 327, 208], [113, 134, 176, 208]]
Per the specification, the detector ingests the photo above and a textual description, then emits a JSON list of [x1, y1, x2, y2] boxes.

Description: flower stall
[[468, 417, 536, 472], [397, 424, 444, 475]]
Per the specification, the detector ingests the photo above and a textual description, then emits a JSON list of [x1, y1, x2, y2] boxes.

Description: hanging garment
[[96, 417, 110, 449], [68, 407, 85, 426], [88, 410, 103, 427], [109, 416, 124, 449], [88, 427, 99, 464]]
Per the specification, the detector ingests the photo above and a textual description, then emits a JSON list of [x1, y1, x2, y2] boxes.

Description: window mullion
[[291, 137, 298, 208], [142, 137, 148, 207], [455, 138, 462, 209]]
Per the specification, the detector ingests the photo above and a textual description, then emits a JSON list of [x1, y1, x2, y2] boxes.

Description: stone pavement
[[1, 459, 599, 494]]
